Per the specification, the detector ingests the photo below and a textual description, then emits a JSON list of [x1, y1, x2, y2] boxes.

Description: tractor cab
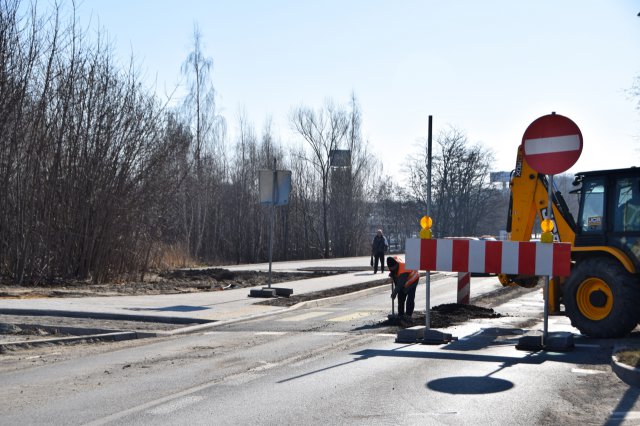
[[572, 167, 640, 271]]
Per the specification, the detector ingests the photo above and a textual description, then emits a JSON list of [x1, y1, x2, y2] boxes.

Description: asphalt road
[[1, 275, 639, 425]]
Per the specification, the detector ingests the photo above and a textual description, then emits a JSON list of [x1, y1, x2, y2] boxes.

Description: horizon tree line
[[1, 0, 516, 285]]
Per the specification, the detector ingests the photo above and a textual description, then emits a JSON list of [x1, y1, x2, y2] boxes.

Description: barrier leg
[[457, 272, 470, 304]]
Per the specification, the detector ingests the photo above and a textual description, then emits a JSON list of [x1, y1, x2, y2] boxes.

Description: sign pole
[[268, 158, 276, 289], [542, 174, 554, 344], [425, 115, 432, 329], [517, 111, 581, 351], [250, 163, 293, 298]]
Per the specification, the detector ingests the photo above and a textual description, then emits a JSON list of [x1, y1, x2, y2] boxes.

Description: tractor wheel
[[563, 257, 640, 338]]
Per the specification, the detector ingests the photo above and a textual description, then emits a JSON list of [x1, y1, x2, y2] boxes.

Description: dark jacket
[[371, 235, 388, 254]]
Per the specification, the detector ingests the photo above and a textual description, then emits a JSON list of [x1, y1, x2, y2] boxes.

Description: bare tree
[[632, 75, 640, 112], [0, 1, 186, 283], [287, 145, 324, 258], [328, 94, 378, 256], [407, 127, 496, 237], [180, 24, 226, 260], [372, 179, 420, 251], [290, 100, 349, 257], [0, 2, 392, 282]]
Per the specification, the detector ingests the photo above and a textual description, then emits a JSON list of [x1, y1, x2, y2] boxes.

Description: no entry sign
[[522, 113, 583, 175]]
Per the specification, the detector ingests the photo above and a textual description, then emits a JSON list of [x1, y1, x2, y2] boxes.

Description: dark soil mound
[[381, 303, 501, 329], [159, 268, 336, 288], [0, 269, 340, 298]]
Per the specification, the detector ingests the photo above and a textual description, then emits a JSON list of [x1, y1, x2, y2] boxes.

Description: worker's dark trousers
[[373, 253, 385, 273], [398, 284, 417, 317]]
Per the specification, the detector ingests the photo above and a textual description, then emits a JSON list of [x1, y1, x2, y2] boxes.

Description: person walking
[[387, 256, 420, 325], [371, 229, 388, 274]]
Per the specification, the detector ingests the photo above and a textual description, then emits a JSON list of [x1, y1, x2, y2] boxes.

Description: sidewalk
[[0, 256, 390, 325]]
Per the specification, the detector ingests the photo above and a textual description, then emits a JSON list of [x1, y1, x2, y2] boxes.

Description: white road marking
[[255, 331, 287, 335], [571, 368, 605, 375], [327, 311, 375, 322], [277, 311, 331, 322], [249, 361, 280, 372], [314, 332, 348, 336], [147, 396, 204, 415], [610, 411, 640, 420]]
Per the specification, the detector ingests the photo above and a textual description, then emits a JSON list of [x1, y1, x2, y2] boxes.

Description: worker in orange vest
[[387, 256, 420, 324]]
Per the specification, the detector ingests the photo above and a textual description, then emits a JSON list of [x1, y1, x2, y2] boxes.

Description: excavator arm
[[499, 145, 577, 287]]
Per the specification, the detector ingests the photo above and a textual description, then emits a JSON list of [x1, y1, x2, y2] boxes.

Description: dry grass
[[149, 243, 199, 270], [615, 349, 640, 368]]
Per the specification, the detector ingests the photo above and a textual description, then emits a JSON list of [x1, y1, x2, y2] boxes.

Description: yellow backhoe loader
[[500, 145, 640, 338]]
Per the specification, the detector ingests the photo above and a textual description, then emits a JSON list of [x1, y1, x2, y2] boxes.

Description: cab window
[[578, 178, 605, 233], [614, 178, 640, 232]]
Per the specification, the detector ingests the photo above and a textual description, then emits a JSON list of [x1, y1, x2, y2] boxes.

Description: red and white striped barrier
[[405, 238, 571, 276], [457, 272, 470, 304]]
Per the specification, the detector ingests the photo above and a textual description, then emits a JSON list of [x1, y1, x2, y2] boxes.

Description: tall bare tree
[[408, 127, 496, 237], [180, 24, 225, 260], [291, 100, 349, 257], [328, 94, 378, 256]]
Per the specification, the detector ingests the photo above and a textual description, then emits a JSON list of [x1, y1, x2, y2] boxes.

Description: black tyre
[[563, 257, 640, 338]]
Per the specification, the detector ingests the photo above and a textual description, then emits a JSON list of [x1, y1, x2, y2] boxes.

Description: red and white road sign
[[522, 113, 583, 175]]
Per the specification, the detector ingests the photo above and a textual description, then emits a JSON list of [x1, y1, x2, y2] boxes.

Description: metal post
[[425, 115, 433, 329], [268, 158, 276, 288], [543, 174, 554, 343]]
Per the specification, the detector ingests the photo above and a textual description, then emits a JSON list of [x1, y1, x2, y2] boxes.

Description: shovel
[[388, 279, 397, 321]]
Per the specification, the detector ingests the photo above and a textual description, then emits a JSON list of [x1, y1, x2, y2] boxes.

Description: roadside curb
[[0, 272, 449, 344], [0, 286, 393, 346], [0, 331, 152, 352], [611, 345, 640, 387], [0, 308, 211, 325]]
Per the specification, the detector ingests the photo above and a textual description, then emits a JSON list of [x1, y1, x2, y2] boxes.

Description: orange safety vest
[[392, 258, 420, 289]]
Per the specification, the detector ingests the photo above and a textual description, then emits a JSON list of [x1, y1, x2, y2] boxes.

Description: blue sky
[[68, 1, 640, 179]]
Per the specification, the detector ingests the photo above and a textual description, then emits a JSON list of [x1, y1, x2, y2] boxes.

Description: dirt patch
[[615, 349, 640, 368], [355, 303, 502, 334], [0, 323, 71, 343], [410, 303, 501, 328], [0, 269, 338, 298]]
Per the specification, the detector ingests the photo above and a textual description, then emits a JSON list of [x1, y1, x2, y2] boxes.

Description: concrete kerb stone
[[0, 331, 141, 352], [0, 282, 394, 345], [0, 308, 211, 325], [0, 272, 448, 344], [611, 344, 640, 387], [0, 285, 394, 346]]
